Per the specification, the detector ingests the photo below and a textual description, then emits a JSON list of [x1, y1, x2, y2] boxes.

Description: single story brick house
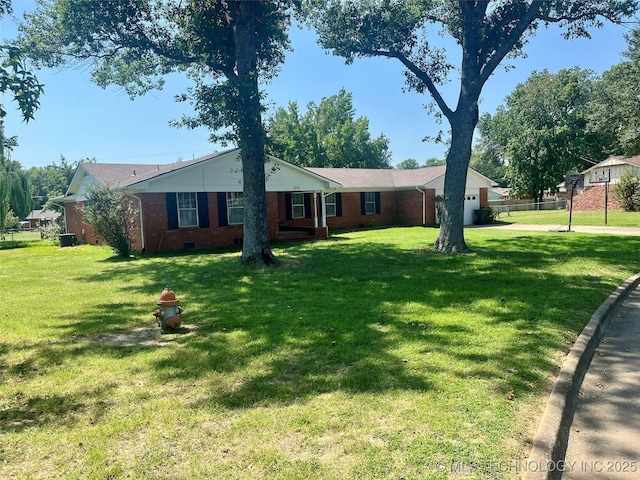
[[25, 209, 61, 229], [56, 148, 495, 252], [560, 155, 640, 211]]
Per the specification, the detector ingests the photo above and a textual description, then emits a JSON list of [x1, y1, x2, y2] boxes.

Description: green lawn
[[496, 208, 640, 227], [2, 227, 639, 479]]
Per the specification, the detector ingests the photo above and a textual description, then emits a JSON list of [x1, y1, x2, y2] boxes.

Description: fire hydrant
[[153, 285, 183, 332]]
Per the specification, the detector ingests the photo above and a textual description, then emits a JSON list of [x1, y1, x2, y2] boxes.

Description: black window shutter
[[360, 192, 366, 215], [285, 193, 292, 220], [375, 192, 381, 214], [217, 192, 228, 227], [304, 193, 312, 219], [336, 193, 342, 217], [197, 192, 209, 228], [166, 192, 178, 230]]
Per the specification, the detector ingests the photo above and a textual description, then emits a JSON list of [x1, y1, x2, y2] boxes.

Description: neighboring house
[[57, 148, 495, 252], [25, 209, 61, 229], [488, 187, 509, 202], [561, 155, 640, 211]]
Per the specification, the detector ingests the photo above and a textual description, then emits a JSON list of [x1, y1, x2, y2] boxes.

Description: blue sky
[[1, 1, 636, 169]]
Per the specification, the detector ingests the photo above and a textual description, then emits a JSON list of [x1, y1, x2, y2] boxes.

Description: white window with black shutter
[[227, 192, 244, 225], [291, 193, 305, 219], [166, 192, 209, 229], [178, 192, 198, 227], [360, 192, 381, 215]]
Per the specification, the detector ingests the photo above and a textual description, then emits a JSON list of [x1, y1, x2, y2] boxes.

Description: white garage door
[[463, 194, 480, 225]]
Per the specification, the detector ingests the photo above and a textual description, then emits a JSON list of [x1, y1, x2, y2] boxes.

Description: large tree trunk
[[234, 1, 278, 266], [434, 99, 478, 254]]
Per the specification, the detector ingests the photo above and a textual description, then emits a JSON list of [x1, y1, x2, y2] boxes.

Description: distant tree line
[[471, 29, 640, 202]]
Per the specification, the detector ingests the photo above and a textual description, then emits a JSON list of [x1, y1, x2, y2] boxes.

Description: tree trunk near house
[[433, 96, 479, 253], [234, 1, 278, 266]]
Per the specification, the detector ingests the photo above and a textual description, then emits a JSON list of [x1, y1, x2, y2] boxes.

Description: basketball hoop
[[589, 168, 610, 184]]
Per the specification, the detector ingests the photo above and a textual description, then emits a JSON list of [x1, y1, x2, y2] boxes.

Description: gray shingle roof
[[306, 166, 446, 189], [621, 155, 640, 167], [80, 149, 238, 188]]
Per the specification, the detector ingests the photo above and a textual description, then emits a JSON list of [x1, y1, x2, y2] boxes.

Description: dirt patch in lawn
[[99, 324, 199, 347]]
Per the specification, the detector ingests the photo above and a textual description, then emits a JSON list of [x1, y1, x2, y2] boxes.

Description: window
[[227, 192, 244, 225], [178, 192, 198, 227], [291, 193, 305, 219], [325, 193, 336, 217], [364, 192, 376, 214]]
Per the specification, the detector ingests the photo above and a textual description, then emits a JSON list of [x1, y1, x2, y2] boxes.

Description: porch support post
[[313, 190, 319, 228], [319, 191, 326, 228]]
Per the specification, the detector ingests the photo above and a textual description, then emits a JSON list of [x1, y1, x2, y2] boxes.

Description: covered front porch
[[275, 191, 330, 242]]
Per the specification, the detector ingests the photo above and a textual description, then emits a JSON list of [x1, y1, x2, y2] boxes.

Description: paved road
[[561, 285, 640, 479]]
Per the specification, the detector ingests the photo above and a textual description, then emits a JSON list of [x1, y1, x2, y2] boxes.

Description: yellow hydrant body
[[153, 285, 183, 332]]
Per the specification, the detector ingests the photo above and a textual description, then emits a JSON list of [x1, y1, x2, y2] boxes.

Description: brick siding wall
[[140, 191, 279, 252], [324, 191, 397, 230], [570, 185, 621, 211], [64, 202, 100, 245]]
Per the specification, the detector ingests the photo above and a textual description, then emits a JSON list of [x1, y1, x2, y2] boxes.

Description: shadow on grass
[[0, 383, 115, 433], [6, 230, 640, 410]]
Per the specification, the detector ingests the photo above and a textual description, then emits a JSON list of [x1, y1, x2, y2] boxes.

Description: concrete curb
[[523, 272, 640, 480]]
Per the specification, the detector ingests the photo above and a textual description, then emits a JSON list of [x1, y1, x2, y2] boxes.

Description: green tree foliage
[[1, 0, 43, 123], [424, 158, 445, 167], [482, 68, 606, 202], [27, 155, 78, 209], [0, 1, 42, 231], [19, 0, 296, 266], [397, 158, 445, 169], [266, 89, 391, 168], [611, 169, 640, 211], [0, 123, 31, 231], [304, 0, 637, 253], [81, 184, 138, 258], [470, 113, 507, 186], [396, 158, 420, 169], [588, 28, 640, 156]]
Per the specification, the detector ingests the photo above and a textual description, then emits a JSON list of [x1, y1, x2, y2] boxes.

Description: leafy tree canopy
[[1, 123, 31, 230], [19, 0, 297, 266], [482, 68, 606, 201], [266, 89, 391, 168], [396, 158, 420, 169], [424, 157, 445, 167], [588, 27, 640, 156], [27, 155, 79, 210], [304, 0, 638, 253]]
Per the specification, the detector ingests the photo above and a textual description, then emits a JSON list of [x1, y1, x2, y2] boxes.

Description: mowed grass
[[497, 208, 640, 227], [2, 227, 639, 479]]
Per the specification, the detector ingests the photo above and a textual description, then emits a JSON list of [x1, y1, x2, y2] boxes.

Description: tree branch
[[361, 48, 453, 120]]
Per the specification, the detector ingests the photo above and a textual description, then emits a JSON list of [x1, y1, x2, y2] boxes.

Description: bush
[[2, 209, 19, 230], [612, 170, 640, 212], [80, 184, 139, 258], [39, 221, 61, 241]]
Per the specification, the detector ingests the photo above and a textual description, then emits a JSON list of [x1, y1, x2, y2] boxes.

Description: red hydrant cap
[[156, 285, 179, 306]]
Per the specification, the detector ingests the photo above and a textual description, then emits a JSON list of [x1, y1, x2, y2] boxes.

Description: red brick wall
[[140, 191, 280, 252], [395, 190, 423, 225], [65, 192, 282, 253], [64, 187, 444, 251], [324, 191, 396, 230], [570, 186, 621, 211], [64, 202, 100, 245]]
